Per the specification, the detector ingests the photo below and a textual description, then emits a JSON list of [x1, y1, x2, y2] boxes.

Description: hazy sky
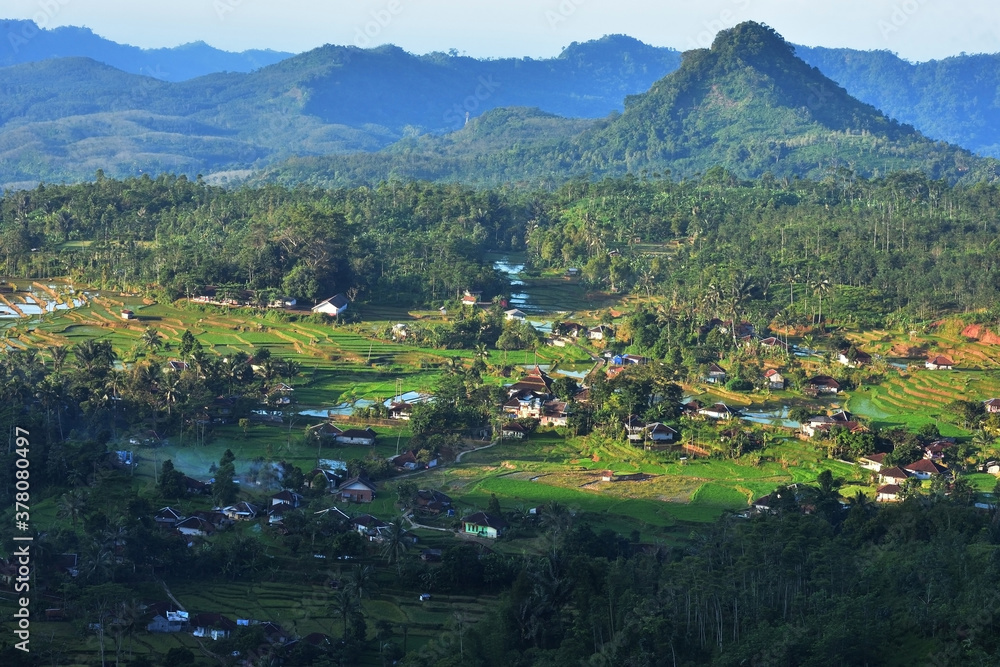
[[5, 0, 999, 61]]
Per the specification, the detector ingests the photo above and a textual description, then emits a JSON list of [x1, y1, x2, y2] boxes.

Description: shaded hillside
[[797, 46, 1000, 158]]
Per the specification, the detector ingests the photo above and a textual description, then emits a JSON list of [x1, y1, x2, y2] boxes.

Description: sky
[[5, 0, 1000, 61]]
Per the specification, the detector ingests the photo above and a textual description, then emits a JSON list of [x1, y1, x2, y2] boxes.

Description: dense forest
[[5, 167, 1000, 320]]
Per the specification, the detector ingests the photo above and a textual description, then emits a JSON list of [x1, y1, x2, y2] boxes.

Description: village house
[[764, 368, 786, 389], [336, 427, 377, 446], [807, 375, 841, 394], [588, 324, 613, 341], [903, 459, 946, 480], [269, 296, 297, 309], [646, 422, 678, 444], [337, 476, 377, 503], [462, 511, 508, 539], [309, 422, 344, 441], [925, 355, 955, 370], [388, 401, 413, 420], [392, 450, 420, 470], [624, 415, 646, 442], [556, 322, 584, 338], [307, 467, 341, 489], [501, 422, 529, 439], [699, 402, 737, 420], [876, 484, 902, 502], [222, 502, 260, 522], [504, 308, 527, 321], [175, 516, 216, 537], [266, 383, 294, 405], [154, 507, 184, 528], [312, 294, 350, 316], [705, 363, 727, 384], [461, 289, 483, 306], [147, 610, 189, 633], [859, 452, 887, 472], [612, 353, 649, 366], [120, 309, 135, 320], [271, 489, 304, 509], [879, 467, 910, 486], [837, 348, 873, 367], [353, 514, 389, 541], [191, 613, 237, 641], [415, 489, 452, 514], [924, 439, 955, 461], [985, 398, 1000, 413], [759, 337, 789, 352], [540, 399, 569, 426]]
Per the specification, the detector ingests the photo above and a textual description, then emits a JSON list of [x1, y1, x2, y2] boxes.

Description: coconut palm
[[47, 345, 68, 374], [812, 279, 831, 325], [348, 564, 380, 600], [381, 517, 409, 569], [329, 589, 361, 639], [140, 328, 162, 352], [56, 489, 87, 526]]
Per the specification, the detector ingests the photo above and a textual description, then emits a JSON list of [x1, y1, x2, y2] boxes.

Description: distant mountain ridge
[[0, 19, 292, 80], [795, 46, 1000, 158], [265, 23, 991, 187], [2, 19, 1000, 187], [0, 34, 683, 187]]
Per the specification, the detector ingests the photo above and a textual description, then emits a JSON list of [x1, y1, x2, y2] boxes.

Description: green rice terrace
[[7, 281, 1000, 666]]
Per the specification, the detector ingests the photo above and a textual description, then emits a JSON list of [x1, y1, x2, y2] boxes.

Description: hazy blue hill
[[271, 22, 989, 187], [0, 19, 292, 80], [796, 46, 1000, 157], [0, 35, 682, 185]]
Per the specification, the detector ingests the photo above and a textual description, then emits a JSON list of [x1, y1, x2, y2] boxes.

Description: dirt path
[[158, 579, 186, 611], [455, 441, 498, 463]]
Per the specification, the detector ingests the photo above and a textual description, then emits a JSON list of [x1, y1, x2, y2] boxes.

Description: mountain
[[262, 23, 991, 187], [0, 35, 682, 187], [0, 19, 292, 80], [796, 46, 1000, 158]]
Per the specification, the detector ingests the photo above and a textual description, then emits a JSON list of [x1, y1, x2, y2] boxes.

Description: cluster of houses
[[145, 602, 324, 651], [859, 445, 952, 501], [307, 422, 378, 446], [800, 409, 867, 437], [188, 287, 299, 310], [624, 415, 678, 450], [501, 366, 571, 435], [546, 321, 614, 347]]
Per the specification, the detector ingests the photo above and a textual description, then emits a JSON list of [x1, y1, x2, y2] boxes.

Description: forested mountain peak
[[566, 21, 982, 182]]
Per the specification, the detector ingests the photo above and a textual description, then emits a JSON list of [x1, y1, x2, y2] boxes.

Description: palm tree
[[140, 328, 162, 352], [381, 517, 409, 569], [163, 377, 181, 416], [56, 489, 87, 526], [329, 589, 361, 639], [282, 358, 301, 383], [348, 564, 379, 600], [812, 279, 831, 325], [48, 345, 68, 374]]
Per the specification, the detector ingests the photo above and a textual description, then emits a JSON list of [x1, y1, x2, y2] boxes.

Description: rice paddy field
[[415, 430, 867, 540]]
